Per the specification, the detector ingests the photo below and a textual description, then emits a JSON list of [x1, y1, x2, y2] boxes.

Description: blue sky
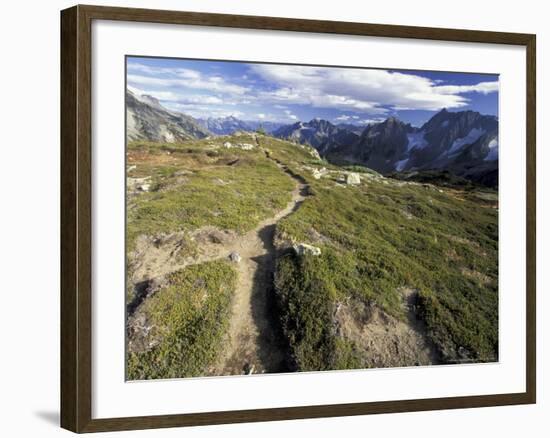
[[127, 56, 499, 127]]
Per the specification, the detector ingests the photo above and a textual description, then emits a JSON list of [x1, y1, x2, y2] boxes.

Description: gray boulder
[[293, 243, 321, 257], [229, 251, 242, 263], [346, 172, 361, 185]]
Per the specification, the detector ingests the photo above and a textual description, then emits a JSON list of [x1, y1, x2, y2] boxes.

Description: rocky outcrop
[[273, 118, 359, 154], [126, 89, 211, 143], [293, 243, 321, 256], [229, 251, 242, 263], [274, 110, 499, 188], [346, 173, 361, 185]]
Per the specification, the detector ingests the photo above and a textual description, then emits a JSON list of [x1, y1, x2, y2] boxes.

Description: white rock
[[312, 167, 328, 180], [293, 243, 321, 257], [308, 148, 321, 160], [238, 143, 255, 150], [127, 176, 151, 191], [223, 141, 233, 148], [138, 184, 151, 192], [229, 252, 241, 263], [346, 173, 361, 185]]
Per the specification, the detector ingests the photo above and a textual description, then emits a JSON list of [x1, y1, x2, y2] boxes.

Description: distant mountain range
[[273, 119, 360, 155], [126, 88, 498, 186], [273, 110, 498, 187], [197, 116, 283, 135]]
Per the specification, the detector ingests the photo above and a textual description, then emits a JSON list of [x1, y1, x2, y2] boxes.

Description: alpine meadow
[[125, 57, 499, 380]]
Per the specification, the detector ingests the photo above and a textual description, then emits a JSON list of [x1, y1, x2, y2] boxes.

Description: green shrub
[[127, 260, 236, 380], [274, 164, 498, 366]]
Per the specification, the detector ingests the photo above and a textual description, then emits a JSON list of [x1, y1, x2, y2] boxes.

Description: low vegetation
[[387, 169, 484, 189], [275, 252, 362, 371], [274, 155, 498, 367], [126, 132, 499, 378], [127, 260, 236, 380], [126, 138, 296, 253]]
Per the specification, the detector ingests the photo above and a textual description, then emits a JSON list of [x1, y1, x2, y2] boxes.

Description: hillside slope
[[126, 89, 211, 143], [126, 133, 498, 379]]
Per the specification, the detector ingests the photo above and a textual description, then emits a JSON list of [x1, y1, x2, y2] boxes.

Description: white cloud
[[169, 102, 245, 119], [127, 61, 498, 120], [283, 109, 299, 121], [434, 81, 499, 95], [249, 64, 497, 113], [127, 63, 248, 95], [358, 118, 386, 125], [130, 87, 224, 105], [335, 115, 351, 121]]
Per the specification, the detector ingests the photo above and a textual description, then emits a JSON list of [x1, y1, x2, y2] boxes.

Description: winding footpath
[[208, 166, 307, 375], [129, 146, 309, 374]]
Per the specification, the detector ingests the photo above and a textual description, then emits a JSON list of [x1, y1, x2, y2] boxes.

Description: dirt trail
[[209, 172, 308, 375], [205, 141, 310, 374], [129, 153, 308, 375]]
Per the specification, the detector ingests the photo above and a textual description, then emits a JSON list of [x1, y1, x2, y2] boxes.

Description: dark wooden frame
[[61, 4, 536, 433]]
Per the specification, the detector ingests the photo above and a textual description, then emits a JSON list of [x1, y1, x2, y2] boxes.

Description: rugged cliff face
[[330, 117, 414, 173], [273, 110, 499, 187], [126, 89, 211, 143], [273, 118, 360, 154]]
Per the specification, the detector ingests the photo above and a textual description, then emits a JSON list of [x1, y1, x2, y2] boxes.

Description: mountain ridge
[[126, 89, 211, 142], [126, 88, 498, 187], [197, 116, 283, 135], [272, 110, 498, 187]]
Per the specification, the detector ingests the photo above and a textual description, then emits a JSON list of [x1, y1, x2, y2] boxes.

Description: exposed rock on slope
[[274, 110, 499, 187], [273, 118, 359, 154], [330, 110, 499, 178], [332, 117, 414, 173], [126, 89, 211, 142]]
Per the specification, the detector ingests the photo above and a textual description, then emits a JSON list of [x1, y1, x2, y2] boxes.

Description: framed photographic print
[[60, 4, 536, 433]]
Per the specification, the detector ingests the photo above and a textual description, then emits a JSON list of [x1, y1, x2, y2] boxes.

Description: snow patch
[[395, 158, 409, 171], [407, 132, 428, 151], [448, 128, 486, 155], [484, 137, 499, 161]]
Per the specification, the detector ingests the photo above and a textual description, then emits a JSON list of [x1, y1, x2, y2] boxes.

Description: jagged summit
[[126, 88, 499, 187], [126, 89, 211, 142], [272, 109, 498, 187]]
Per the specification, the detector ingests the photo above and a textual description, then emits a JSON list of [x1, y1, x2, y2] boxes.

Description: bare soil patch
[[335, 288, 440, 368]]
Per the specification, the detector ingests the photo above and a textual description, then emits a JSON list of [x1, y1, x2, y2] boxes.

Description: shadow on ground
[[34, 410, 59, 427]]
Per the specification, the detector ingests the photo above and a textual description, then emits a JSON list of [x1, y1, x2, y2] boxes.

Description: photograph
[[125, 56, 499, 381]]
